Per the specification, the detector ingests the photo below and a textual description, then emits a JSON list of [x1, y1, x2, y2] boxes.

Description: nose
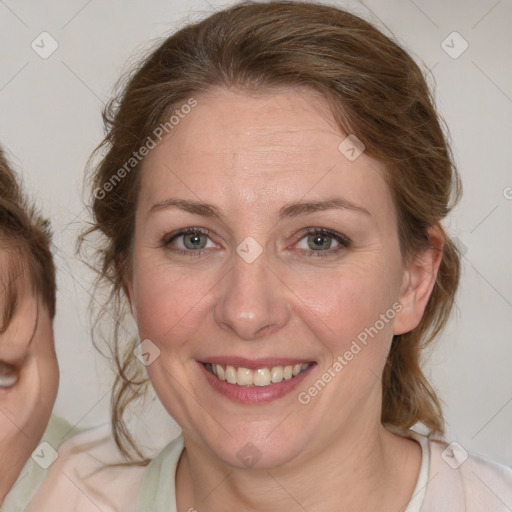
[[213, 249, 291, 341]]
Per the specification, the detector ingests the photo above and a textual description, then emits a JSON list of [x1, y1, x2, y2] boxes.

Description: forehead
[[138, 87, 392, 219]]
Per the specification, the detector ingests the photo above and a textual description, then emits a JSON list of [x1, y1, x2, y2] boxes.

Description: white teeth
[[270, 366, 284, 383], [207, 362, 310, 387], [225, 365, 237, 384], [253, 368, 271, 386], [237, 367, 253, 386]]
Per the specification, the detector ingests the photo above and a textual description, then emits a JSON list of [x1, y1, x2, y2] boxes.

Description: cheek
[[132, 259, 215, 346], [29, 327, 59, 409], [23, 355, 58, 420], [0, 344, 58, 442], [288, 260, 400, 356]]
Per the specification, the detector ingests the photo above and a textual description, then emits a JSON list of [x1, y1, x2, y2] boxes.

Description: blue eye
[[164, 228, 216, 253], [295, 228, 351, 256], [161, 227, 350, 258], [178, 231, 209, 250]]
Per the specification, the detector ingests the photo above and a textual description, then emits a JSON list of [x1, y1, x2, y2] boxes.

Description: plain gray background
[[0, 0, 511, 464]]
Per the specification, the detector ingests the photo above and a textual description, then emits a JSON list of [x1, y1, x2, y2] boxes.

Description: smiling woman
[[29, 1, 512, 511]]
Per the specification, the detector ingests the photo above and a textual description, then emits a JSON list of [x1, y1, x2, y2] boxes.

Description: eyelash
[[161, 227, 351, 258], [161, 227, 215, 257], [296, 227, 351, 257]]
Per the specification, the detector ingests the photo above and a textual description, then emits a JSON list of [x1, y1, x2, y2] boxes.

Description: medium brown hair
[[83, 0, 461, 460], [0, 147, 56, 332]]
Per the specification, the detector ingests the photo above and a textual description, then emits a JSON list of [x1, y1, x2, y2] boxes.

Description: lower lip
[[198, 361, 315, 404]]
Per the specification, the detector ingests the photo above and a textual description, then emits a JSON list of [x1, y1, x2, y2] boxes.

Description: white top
[[25, 426, 512, 511], [1, 415, 80, 512], [133, 431, 430, 512]]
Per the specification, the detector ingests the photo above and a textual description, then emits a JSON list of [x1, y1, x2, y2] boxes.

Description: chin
[[193, 425, 309, 471]]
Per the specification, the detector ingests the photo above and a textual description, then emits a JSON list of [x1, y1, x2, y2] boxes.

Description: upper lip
[[200, 357, 315, 369]]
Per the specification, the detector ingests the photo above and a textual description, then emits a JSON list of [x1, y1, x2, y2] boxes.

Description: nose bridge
[[214, 245, 290, 340]]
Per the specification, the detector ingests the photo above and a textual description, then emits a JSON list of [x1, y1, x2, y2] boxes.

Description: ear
[[393, 226, 444, 336], [117, 255, 137, 321]]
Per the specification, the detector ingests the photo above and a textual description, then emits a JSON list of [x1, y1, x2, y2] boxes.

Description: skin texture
[[0, 252, 58, 504], [127, 87, 443, 511]]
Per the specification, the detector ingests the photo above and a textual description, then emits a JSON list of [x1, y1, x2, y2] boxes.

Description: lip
[[198, 360, 316, 404]]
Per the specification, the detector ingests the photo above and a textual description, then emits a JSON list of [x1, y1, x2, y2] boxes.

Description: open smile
[[199, 358, 316, 404], [204, 362, 312, 387]]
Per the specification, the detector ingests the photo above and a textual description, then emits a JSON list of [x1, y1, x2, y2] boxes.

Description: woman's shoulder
[[25, 424, 148, 512], [2, 414, 82, 512], [134, 433, 185, 510], [424, 436, 512, 511]]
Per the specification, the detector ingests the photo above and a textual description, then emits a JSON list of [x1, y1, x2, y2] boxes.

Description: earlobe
[[393, 227, 444, 336]]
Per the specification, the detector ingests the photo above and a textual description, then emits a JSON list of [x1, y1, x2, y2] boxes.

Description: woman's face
[[127, 87, 431, 468], [0, 253, 58, 500]]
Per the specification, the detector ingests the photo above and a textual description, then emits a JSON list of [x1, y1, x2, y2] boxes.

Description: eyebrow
[[278, 198, 370, 218], [149, 198, 222, 218], [149, 197, 371, 219]]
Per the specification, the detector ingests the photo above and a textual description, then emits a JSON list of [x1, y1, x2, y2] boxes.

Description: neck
[[176, 412, 422, 512]]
